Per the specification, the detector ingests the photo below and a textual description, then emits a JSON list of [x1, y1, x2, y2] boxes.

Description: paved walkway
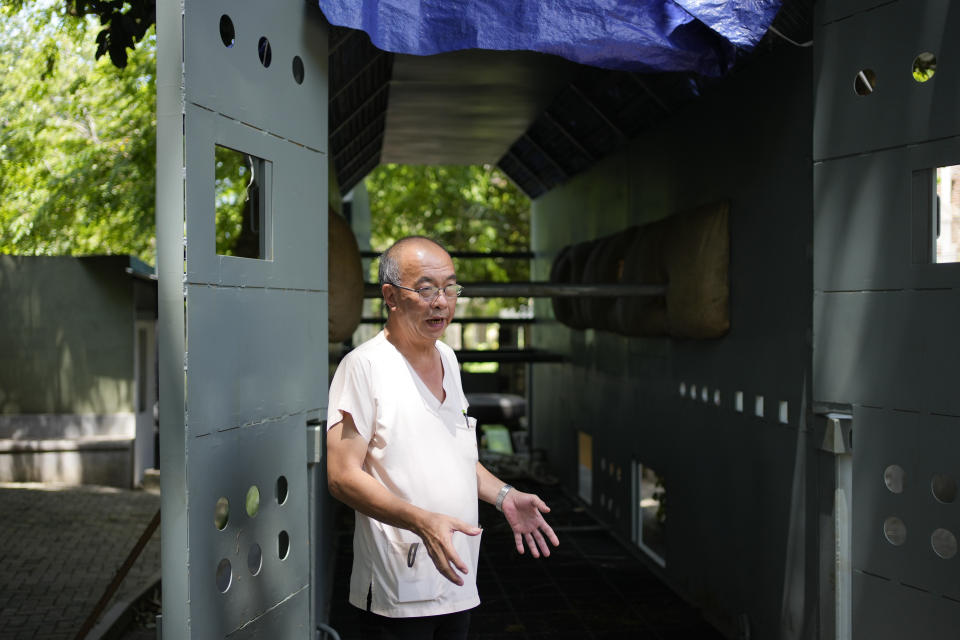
[[0, 483, 161, 640]]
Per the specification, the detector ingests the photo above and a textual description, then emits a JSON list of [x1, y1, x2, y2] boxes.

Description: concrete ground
[[0, 483, 160, 640]]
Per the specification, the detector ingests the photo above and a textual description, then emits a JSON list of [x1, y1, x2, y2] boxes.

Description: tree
[[0, 2, 157, 263], [1, 0, 155, 69], [366, 164, 529, 279], [0, 4, 532, 279], [365, 164, 531, 318], [360, 164, 531, 360]]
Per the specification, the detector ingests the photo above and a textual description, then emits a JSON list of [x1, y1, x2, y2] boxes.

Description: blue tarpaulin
[[317, 1, 783, 77]]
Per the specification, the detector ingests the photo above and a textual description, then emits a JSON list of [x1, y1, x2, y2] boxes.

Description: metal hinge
[[307, 418, 326, 465]]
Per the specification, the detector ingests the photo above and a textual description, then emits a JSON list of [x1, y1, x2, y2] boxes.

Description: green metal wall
[[530, 46, 816, 639]]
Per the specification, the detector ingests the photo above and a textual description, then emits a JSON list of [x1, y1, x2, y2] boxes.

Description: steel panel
[[814, 138, 960, 292], [530, 46, 815, 638], [852, 571, 960, 639], [814, 0, 960, 162], [183, 0, 328, 152], [852, 407, 960, 600], [189, 415, 311, 635], [184, 104, 327, 291], [158, 1, 328, 637], [814, 290, 960, 416], [813, 291, 920, 410], [185, 285, 325, 436], [224, 590, 310, 639], [818, 0, 899, 25]]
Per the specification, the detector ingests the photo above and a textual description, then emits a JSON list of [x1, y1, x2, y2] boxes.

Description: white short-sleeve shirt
[[327, 331, 481, 618]]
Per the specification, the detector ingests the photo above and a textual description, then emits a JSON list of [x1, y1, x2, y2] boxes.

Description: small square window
[[913, 165, 960, 264], [631, 461, 666, 567], [935, 165, 960, 263], [215, 145, 273, 260]]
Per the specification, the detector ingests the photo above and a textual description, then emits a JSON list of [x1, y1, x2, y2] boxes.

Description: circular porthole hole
[[292, 56, 305, 84], [912, 52, 937, 83], [276, 475, 289, 505], [258, 37, 272, 68], [219, 15, 235, 48], [678, 382, 686, 397], [854, 68, 877, 96], [713, 390, 721, 406], [246, 485, 260, 518], [883, 464, 905, 494], [883, 516, 907, 546], [931, 528, 957, 559], [216, 558, 232, 593], [931, 473, 957, 504], [278, 530, 290, 560], [247, 543, 263, 575], [214, 497, 229, 530]]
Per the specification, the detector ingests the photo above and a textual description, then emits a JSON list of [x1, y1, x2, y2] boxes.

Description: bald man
[[327, 236, 559, 639]]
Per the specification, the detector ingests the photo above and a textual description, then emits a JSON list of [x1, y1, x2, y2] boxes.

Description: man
[[327, 236, 559, 638]]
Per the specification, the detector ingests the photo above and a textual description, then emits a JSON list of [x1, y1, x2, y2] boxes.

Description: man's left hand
[[502, 490, 560, 558]]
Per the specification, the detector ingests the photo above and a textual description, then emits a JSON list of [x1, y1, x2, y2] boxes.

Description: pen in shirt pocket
[[462, 409, 473, 429]]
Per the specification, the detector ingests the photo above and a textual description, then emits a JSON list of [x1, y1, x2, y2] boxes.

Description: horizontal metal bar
[[452, 316, 539, 324], [330, 348, 563, 363], [360, 316, 539, 325], [455, 349, 564, 363], [360, 250, 534, 260], [363, 282, 667, 299]]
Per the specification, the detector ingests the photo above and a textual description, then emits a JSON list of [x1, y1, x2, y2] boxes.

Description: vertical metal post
[[155, 0, 188, 636], [306, 417, 325, 636], [817, 410, 852, 640]]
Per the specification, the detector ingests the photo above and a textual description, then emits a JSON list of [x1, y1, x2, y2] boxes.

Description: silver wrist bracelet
[[495, 484, 513, 512]]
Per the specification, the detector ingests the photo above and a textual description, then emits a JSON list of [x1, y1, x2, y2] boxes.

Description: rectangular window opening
[[935, 165, 960, 263], [631, 461, 666, 567], [215, 145, 272, 260], [578, 432, 593, 504]]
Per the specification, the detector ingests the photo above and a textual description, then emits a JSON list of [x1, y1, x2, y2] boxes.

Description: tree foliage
[[0, 2, 156, 262], [1, 0, 155, 68], [364, 164, 532, 339], [366, 164, 530, 283], [0, 3, 533, 283]]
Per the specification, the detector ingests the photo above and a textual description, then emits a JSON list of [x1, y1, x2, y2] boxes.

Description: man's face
[[387, 241, 458, 344]]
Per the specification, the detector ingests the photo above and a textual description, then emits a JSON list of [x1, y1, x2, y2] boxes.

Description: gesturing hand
[[416, 512, 482, 586], [501, 490, 560, 558]]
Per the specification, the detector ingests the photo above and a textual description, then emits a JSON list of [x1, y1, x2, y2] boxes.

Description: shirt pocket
[[454, 415, 479, 464], [372, 526, 483, 605], [373, 526, 443, 604]]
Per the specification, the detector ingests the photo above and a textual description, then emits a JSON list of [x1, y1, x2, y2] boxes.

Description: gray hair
[[377, 236, 447, 286]]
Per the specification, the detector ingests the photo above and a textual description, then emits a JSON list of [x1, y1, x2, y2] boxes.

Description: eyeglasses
[[388, 283, 464, 301]]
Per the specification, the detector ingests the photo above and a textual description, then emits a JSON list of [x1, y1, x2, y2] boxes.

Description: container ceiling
[[328, 0, 813, 198]]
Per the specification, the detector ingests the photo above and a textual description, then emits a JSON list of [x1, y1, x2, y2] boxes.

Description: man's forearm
[[330, 465, 430, 533], [476, 462, 510, 505]]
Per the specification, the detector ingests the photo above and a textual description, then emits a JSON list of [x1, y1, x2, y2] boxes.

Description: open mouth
[[426, 318, 446, 329]]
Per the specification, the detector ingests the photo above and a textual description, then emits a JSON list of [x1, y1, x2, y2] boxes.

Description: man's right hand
[[415, 512, 482, 586]]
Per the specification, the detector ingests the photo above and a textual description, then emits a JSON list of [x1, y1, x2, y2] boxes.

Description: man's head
[[379, 236, 459, 345]]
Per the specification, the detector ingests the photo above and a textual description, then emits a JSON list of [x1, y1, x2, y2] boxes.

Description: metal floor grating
[[326, 476, 723, 639]]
